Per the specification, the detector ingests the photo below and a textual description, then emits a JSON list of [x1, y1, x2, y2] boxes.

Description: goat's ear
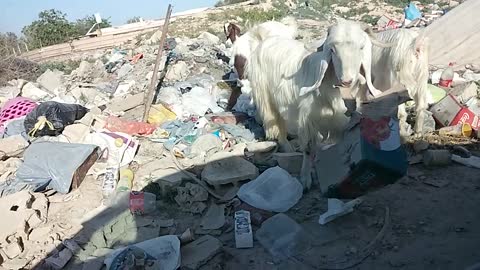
[[360, 41, 383, 97], [414, 34, 428, 58], [299, 57, 330, 97]]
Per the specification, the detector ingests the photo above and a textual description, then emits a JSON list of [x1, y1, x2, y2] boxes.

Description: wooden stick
[[143, 4, 173, 122]]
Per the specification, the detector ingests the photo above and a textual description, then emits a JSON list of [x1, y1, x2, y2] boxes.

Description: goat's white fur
[[229, 17, 298, 93], [358, 28, 430, 136], [246, 20, 385, 190]]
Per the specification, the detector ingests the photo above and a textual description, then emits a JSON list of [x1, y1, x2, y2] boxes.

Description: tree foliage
[[126, 16, 141, 24], [20, 9, 112, 50], [72, 15, 112, 36]]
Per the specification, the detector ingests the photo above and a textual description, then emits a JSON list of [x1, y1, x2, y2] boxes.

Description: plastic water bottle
[[116, 168, 134, 192], [439, 62, 454, 87], [102, 167, 119, 200]]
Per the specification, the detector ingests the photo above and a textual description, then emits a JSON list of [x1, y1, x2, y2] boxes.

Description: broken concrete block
[[200, 204, 226, 230], [165, 61, 189, 81], [45, 248, 73, 270], [28, 226, 51, 242], [21, 82, 51, 100], [37, 69, 64, 93], [0, 191, 48, 242], [202, 153, 259, 185], [2, 239, 23, 259], [246, 141, 278, 153], [273, 152, 304, 176], [0, 135, 28, 159], [62, 123, 90, 143], [181, 235, 222, 270], [198, 32, 220, 45], [106, 92, 144, 114]]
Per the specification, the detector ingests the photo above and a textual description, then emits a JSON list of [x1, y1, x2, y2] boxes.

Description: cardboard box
[[430, 94, 480, 130], [315, 88, 410, 199]]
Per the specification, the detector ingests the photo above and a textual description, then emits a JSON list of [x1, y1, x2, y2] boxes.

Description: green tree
[[73, 15, 112, 36], [22, 9, 75, 49], [126, 16, 141, 24]]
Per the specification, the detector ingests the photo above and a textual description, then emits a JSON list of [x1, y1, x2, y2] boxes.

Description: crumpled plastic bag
[[237, 166, 303, 212], [404, 2, 422, 21], [105, 235, 180, 270], [181, 87, 223, 117], [104, 116, 156, 136]]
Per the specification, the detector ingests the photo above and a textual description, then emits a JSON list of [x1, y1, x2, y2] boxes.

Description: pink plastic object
[[104, 116, 156, 136], [0, 97, 37, 132]]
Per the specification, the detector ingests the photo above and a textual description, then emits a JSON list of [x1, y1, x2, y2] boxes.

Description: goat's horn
[[363, 25, 395, 48]]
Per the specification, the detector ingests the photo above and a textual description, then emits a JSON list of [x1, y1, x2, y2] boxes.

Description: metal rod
[[143, 4, 173, 122]]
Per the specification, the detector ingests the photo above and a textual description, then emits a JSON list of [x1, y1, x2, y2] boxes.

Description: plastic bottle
[[117, 168, 134, 192], [129, 191, 157, 215], [439, 62, 454, 87], [102, 167, 119, 200]]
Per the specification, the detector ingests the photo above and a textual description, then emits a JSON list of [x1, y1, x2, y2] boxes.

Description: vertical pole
[[143, 4, 173, 122]]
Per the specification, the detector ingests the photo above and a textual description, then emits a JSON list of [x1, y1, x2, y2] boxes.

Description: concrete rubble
[[0, 0, 478, 269]]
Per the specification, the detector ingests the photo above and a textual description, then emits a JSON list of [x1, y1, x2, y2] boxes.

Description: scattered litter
[[104, 116, 157, 136], [452, 154, 480, 169], [234, 210, 253, 249], [318, 198, 363, 225], [16, 141, 99, 194], [24, 101, 88, 137], [237, 166, 302, 213], [105, 235, 180, 270]]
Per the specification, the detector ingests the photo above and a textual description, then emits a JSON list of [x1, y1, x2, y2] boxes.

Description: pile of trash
[[375, 0, 464, 30], [0, 8, 479, 269], [0, 29, 271, 269]]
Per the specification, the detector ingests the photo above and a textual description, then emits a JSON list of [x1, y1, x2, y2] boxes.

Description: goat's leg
[[398, 104, 412, 138], [413, 83, 429, 135], [300, 150, 313, 190]]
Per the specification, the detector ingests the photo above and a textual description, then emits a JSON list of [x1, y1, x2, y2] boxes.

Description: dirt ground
[[41, 146, 480, 270], [204, 163, 480, 270]]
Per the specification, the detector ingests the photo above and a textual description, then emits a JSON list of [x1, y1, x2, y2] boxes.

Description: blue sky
[[0, 0, 218, 35]]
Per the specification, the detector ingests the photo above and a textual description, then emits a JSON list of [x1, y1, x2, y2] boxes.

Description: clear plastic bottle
[[439, 62, 454, 87], [102, 167, 119, 200], [117, 168, 134, 192]]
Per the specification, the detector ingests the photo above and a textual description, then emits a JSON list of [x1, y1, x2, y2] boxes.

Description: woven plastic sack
[[0, 97, 37, 132]]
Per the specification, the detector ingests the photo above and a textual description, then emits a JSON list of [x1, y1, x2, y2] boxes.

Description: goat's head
[[322, 20, 393, 89], [224, 23, 241, 44]]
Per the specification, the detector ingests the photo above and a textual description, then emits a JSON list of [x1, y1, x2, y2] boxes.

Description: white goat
[[357, 28, 430, 136], [229, 16, 298, 93], [246, 20, 392, 190]]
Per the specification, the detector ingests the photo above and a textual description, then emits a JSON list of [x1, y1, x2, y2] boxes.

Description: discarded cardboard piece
[[430, 94, 480, 130], [316, 86, 410, 199]]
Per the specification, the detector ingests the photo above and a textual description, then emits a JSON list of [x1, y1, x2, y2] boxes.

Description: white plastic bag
[[237, 166, 303, 212]]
